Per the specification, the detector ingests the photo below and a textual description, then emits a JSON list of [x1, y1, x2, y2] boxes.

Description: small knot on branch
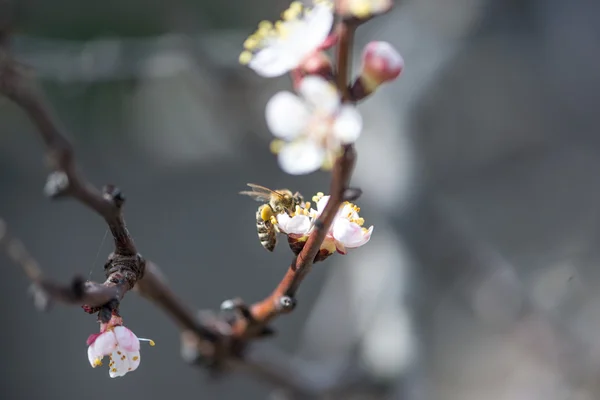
[[104, 252, 145, 290], [44, 170, 69, 198], [278, 296, 296, 312], [343, 187, 362, 201], [102, 185, 125, 208]]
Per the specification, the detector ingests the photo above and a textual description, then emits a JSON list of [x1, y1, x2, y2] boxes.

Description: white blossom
[[87, 325, 154, 378], [276, 192, 373, 255], [266, 76, 363, 175], [239, 1, 334, 77]]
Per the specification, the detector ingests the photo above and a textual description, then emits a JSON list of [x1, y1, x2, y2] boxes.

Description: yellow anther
[[282, 7, 300, 21], [133, 356, 139, 361], [148, 340, 155, 347], [290, 1, 303, 12], [258, 20, 273, 30], [355, 217, 365, 226], [239, 51, 252, 65], [111, 368, 117, 373], [275, 21, 290, 38], [317, 192, 324, 197], [270, 216, 278, 225], [243, 35, 259, 50], [270, 139, 284, 154], [93, 358, 103, 367], [305, 202, 311, 209], [350, 0, 372, 19]]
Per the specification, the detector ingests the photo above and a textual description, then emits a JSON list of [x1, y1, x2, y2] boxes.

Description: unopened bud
[[335, 0, 393, 20], [350, 41, 403, 100]]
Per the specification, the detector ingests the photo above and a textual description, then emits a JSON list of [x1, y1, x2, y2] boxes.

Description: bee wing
[[240, 183, 285, 202], [239, 191, 271, 202]]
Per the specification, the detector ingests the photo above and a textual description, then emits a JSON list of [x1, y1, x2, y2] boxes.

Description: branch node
[[343, 187, 362, 201], [43, 171, 69, 198], [278, 296, 296, 312], [28, 282, 51, 311], [102, 184, 125, 208]]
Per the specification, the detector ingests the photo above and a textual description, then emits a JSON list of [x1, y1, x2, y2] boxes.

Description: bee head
[[292, 191, 304, 207]]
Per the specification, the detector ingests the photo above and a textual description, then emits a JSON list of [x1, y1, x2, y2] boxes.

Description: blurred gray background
[[3, 0, 600, 399]]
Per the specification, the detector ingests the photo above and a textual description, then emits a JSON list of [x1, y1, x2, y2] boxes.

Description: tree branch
[[0, 7, 369, 398]]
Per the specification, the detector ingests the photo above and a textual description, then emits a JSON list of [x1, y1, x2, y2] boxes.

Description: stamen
[[239, 51, 252, 65], [270, 139, 284, 154], [139, 338, 155, 346]]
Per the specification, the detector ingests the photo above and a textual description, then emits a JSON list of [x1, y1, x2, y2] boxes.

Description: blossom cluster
[[275, 192, 373, 258], [239, 0, 403, 175]]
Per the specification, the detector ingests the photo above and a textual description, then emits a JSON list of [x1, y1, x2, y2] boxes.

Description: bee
[[239, 183, 304, 252]]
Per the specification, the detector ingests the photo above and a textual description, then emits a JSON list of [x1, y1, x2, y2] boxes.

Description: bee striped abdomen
[[256, 204, 277, 252]]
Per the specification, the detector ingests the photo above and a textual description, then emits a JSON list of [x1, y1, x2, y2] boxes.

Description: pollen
[[239, 51, 252, 65], [121, 355, 126, 361], [149, 340, 156, 347], [261, 205, 274, 221], [93, 358, 103, 367], [270, 139, 284, 154], [117, 351, 122, 355], [133, 356, 139, 361], [305, 202, 311, 209], [111, 368, 117, 373], [270, 216, 278, 225]]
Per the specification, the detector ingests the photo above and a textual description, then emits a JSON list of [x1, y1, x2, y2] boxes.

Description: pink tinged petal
[[248, 46, 297, 78], [266, 92, 311, 140], [86, 333, 101, 346], [333, 105, 363, 144], [92, 331, 118, 356], [278, 140, 325, 175], [301, 4, 335, 54], [332, 218, 373, 248], [114, 326, 140, 352], [335, 241, 347, 254], [298, 76, 340, 113]]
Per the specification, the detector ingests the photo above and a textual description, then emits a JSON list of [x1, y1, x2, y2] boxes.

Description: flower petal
[[332, 218, 373, 248], [333, 105, 363, 143], [114, 326, 140, 352], [277, 214, 312, 235], [298, 76, 340, 113], [278, 140, 325, 175], [92, 331, 117, 356], [265, 92, 311, 140], [248, 46, 298, 78], [108, 349, 140, 378], [298, 4, 335, 55], [88, 344, 103, 367], [316, 195, 330, 214]]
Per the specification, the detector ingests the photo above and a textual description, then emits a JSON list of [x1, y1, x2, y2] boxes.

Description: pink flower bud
[[360, 41, 404, 91]]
